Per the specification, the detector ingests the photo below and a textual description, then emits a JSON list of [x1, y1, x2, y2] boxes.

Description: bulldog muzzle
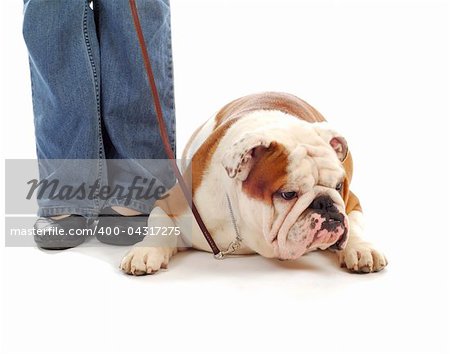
[[278, 194, 349, 260], [308, 195, 348, 250]]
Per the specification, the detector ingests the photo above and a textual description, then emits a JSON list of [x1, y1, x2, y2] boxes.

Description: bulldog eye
[[335, 182, 343, 192], [280, 191, 298, 200]]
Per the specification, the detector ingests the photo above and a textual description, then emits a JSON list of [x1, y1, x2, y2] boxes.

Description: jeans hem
[[38, 206, 98, 218], [37, 199, 153, 218], [103, 198, 154, 215]]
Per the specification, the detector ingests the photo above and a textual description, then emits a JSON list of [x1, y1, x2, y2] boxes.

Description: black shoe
[[95, 207, 148, 246], [34, 215, 87, 250]]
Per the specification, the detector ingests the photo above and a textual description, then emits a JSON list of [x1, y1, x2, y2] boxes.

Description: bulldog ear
[[329, 136, 348, 162], [313, 124, 348, 162], [221, 135, 273, 180]]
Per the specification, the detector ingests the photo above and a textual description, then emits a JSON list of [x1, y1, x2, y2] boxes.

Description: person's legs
[[95, 0, 176, 214], [23, 0, 177, 248], [23, 0, 106, 247]]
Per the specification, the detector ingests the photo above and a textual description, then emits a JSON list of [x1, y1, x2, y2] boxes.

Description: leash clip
[[214, 236, 243, 260]]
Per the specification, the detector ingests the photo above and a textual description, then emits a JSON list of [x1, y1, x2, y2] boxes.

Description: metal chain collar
[[214, 193, 243, 259]]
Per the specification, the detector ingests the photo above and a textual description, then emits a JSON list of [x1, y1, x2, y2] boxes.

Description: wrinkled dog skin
[[120, 92, 387, 275]]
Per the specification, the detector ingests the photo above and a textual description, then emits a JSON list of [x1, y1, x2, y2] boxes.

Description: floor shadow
[[35, 237, 350, 279]]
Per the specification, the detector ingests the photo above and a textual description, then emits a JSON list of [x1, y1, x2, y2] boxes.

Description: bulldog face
[[221, 114, 349, 260]]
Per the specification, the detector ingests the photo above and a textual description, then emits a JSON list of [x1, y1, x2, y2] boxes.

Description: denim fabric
[[22, 0, 176, 217]]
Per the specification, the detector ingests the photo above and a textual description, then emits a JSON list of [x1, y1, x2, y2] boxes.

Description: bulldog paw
[[338, 243, 387, 273], [120, 246, 177, 276]]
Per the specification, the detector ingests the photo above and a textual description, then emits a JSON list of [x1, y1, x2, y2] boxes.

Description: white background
[[1, 0, 449, 353]]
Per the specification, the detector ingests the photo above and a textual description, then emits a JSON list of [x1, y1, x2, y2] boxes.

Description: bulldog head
[[221, 115, 350, 260]]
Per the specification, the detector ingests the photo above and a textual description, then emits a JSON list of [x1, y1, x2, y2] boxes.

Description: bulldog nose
[[310, 195, 336, 213]]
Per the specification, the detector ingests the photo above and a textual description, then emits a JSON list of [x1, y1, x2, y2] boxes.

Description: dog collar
[[214, 193, 243, 259]]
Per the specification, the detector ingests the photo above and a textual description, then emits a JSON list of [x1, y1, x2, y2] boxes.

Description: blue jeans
[[23, 0, 176, 217]]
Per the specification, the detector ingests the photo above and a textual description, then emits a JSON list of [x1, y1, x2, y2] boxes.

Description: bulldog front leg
[[337, 211, 387, 273], [120, 207, 179, 276], [120, 246, 177, 276]]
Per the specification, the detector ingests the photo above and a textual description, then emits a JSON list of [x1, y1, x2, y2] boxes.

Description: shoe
[[34, 215, 87, 250], [95, 207, 148, 246]]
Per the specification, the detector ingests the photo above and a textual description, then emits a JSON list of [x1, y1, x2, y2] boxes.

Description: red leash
[[128, 0, 220, 256]]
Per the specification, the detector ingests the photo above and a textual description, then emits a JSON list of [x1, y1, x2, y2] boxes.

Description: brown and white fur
[[120, 92, 387, 275]]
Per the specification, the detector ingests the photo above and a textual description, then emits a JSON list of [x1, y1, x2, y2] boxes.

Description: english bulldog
[[120, 92, 387, 275]]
